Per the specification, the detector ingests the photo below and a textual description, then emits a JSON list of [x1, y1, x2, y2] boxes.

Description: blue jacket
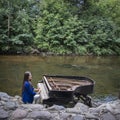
[[22, 81, 36, 103]]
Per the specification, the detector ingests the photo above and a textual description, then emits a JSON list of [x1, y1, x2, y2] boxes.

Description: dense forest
[[0, 0, 120, 55]]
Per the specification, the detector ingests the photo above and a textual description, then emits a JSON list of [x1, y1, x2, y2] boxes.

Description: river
[[0, 55, 120, 101]]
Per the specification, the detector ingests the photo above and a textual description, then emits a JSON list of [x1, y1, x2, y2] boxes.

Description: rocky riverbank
[[0, 92, 120, 120]]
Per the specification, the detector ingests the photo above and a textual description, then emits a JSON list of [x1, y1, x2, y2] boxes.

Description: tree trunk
[[8, 14, 10, 38], [7, 1, 10, 38]]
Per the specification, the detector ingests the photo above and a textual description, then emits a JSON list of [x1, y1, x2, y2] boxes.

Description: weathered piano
[[37, 75, 95, 107]]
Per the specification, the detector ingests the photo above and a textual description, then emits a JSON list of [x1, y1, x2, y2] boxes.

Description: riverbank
[[0, 92, 120, 120]]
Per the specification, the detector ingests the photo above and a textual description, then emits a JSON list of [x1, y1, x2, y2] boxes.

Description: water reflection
[[0, 55, 120, 101]]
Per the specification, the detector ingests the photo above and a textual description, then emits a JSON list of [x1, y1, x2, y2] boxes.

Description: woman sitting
[[22, 71, 40, 104]]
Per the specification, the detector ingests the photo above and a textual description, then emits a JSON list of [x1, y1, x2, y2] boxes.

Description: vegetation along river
[[0, 55, 120, 102]]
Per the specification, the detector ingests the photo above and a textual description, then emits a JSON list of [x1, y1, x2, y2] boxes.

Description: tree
[[0, 0, 35, 54]]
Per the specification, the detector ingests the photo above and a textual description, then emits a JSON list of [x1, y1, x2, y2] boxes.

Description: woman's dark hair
[[22, 71, 31, 93]]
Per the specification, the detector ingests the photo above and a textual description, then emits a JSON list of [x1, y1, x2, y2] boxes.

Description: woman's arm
[[34, 88, 41, 93], [25, 82, 36, 95]]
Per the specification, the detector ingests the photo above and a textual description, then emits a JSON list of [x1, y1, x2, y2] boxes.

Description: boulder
[[4, 101, 17, 110], [100, 112, 116, 120], [0, 107, 9, 119], [27, 111, 52, 120], [11, 108, 28, 119]]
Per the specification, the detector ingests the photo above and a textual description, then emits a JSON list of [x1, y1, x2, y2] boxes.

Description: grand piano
[[37, 75, 95, 107]]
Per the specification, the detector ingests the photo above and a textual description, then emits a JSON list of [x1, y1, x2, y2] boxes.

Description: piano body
[[37, 75, 95, 107]]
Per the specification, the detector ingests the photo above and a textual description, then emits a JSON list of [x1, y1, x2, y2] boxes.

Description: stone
[[31, 49, 40, 54], [11, 108, 28, 119], [4, 101, 17, 110], [100, 112, 116, 120], [89, 107, 100, 114], [47, 104, 65, 111], [116, 114, 120, 120], [27, 111, 51, 120], [14, 95, 21, 99], [91, 103, 107, 114], [49, 113, 60, 120], [0, 92, 9, 98], [21, 104, 44, 109], [85, 113, 99, 119], [113, 109, 120, 115], [59, 112, 73, 120], [22, 118, 34, 120], [106, 103, 114, 113], [1, 97, 9, 102], [71, 115, 84, 120], [74, 102, 89, 113], [0, 101, 5, 106], [106, 101, 120, 114], [66, 108, 81, 114], [0, 107, 9, 119]]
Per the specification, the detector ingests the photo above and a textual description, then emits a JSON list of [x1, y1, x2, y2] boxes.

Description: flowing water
[[0, 55, 120, 101]]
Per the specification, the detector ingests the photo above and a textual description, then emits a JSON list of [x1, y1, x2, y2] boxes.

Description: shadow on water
[[0, 55, 120, 103]]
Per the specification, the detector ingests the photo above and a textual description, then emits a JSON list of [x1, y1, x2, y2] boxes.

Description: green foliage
[[85, 17, 119, 55], [76, 46, 87, 55], [0, 0, 34, 54], [0, 0, 120, 55], [96, 0, 120, 25], [34, 0, 89, 54]]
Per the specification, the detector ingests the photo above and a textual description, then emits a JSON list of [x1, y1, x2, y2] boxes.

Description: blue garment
[[22, 81, 36, 103]]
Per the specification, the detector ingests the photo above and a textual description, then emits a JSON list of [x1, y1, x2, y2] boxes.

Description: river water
[[0, 55, 120, 101]]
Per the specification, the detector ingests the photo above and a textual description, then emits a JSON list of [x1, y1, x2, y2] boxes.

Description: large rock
[[27, 111, 52, 120], [100, 112, 116, 120], [49, 112, 60, 120], [47, 104, 65, 111], [20, 104, 44, 111], [116, 114, 120, 120], [59, 112, 84, 120], [11, 108, 28, 119], [74, 102, 89, 113], [66, 107, 82, 114], [84, 113, 99, 119], [0, 92, 9, 98], [12, 95, 23, 104], [66, 102, 89, 114], [71, 115, 84, 120], [59, 112, 73, 120], [4, 101, 17, 110], [0, 92, 10, 102], [0, 107, 9, 119]]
